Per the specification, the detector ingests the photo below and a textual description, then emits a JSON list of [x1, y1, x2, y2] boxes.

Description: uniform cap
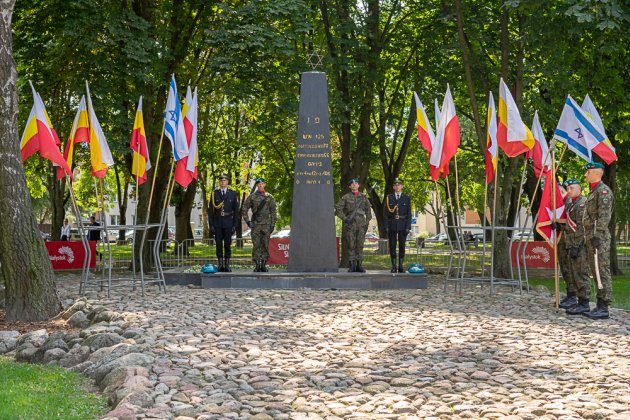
[[584, 162, 605, 170], [393, 178, 403, 185], [565, 178, 580, 186], [348, 178, 359, 185], [218, 174, 229, 181], [255, 177, 265, 184]]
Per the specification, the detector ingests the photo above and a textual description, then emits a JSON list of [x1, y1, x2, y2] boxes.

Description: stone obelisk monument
[[288, 67, 338, 272]]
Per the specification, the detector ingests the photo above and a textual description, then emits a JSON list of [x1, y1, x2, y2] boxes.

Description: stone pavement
[[58, 276, 629, 418]]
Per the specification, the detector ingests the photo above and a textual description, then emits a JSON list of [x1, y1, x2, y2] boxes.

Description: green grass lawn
[[529, 273, 630, 310], [0, 356, 107, 419]]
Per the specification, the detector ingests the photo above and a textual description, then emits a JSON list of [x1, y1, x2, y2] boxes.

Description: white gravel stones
[[44, 276, 630, 418]]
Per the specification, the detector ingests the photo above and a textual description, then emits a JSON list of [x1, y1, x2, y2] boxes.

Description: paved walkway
[[58, 276, 630, 419]]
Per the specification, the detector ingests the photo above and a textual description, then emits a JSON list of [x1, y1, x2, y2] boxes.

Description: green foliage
[[0, 356, 107, 419]]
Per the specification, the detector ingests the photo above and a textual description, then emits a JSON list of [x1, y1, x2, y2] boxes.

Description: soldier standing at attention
[[383, 178, 412, 273], [557, 181, 577, 309], [242, 178, 277, 272], [560, 179, 592, 315], [210, 174, 239, 272], [335, 178, 372, 273], [582, 162, 614, 319]]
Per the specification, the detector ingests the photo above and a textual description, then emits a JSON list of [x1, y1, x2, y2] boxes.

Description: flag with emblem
[[164, 75, 189, 161], [535, 171, 566, 245], [173, 86, 197, 187]]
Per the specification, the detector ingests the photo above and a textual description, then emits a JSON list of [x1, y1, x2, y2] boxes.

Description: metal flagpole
[[453, 155, 467, 291], [481, 181, 489, 279], [490, 159, 499, 293], [510, 158, 528, 290], [551, 148, 559, 309], [152, 160, 176, 294]]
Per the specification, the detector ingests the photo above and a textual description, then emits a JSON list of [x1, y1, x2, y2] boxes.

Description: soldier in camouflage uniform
[[560, 179, 592, 315], [335, 178, 372, 273], [242, 178, 277, 272], [557, 181, 577, 309], [581, 162, 614, 319]]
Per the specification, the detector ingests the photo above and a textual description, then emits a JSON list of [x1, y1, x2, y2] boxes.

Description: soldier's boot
[[390, 258, 397, 273], [583, 298, 610, 320], [559, 292, 578, 309], [261, 259, 269, 272], [225, 258, 232, 273], [356, 260, 366, 273], [253, 260, 260, 272], [397, 257, 405, 273], [348, 260, 356, 273], [218, 257, 225, 272], [566, 298, 590, 315]]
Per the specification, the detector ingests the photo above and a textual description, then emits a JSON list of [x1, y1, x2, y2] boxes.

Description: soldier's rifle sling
[[345, 195, 365, 225], [251, 195, 268, 222], [593, 220, 602, 290]]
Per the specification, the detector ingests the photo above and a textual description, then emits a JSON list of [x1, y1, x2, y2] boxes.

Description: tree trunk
[[114, 164, 130, 245], [49, 169, 66, 241], [0, 0, 62, 321]]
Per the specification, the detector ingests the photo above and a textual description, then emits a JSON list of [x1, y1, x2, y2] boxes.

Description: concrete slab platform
[[164, 270, 427, 289]]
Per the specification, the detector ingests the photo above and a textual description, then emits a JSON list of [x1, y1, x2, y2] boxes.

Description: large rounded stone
[[83, 333, 124, 351], [0, 331, 20, 354]]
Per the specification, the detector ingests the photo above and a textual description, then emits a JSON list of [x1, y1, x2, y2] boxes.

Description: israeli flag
[[164, 75, 189, 161], [553, 95, 606, 163]]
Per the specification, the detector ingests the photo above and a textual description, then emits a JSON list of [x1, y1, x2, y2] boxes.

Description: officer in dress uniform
[[383, 178, 412, 273], [335, 178, 372, 273], [209, 175, 239, 272], [582, 162, 614, 319], [241, 178, 277, 272], [558, 179, 592, 315]]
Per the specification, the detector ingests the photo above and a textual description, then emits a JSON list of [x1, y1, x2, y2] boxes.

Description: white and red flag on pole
[[535, 171, 567, 245], [527, 111, 551, 178], [430, 85, 460, 181]]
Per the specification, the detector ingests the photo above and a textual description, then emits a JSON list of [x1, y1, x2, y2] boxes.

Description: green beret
[[218, 174, 229, 181], [393, 178, 403, 185], [255, 177, 265, 184], [348, 178, 359, 185], [584, 162, 605, 170], [561, 180, 569, 188], [565, 178, 580, 186]]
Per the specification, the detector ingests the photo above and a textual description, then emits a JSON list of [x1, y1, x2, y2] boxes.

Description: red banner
[[268, 237, 340, 265], [45, 241, 96, 270], [510, 240, 555, 269]]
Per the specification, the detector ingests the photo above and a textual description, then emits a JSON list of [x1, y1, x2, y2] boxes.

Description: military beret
[[218, 174, 229, 181], [584, 162, 605, 170], [348, 178, 359, 185], [393, 178, 403, 185], [565, 178, 580, 186], [561, 180, 569, 188], [255, 177, 265, 184]]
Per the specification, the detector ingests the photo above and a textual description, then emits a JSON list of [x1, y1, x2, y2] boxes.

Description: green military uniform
[[557, 194, 575, 307], [242, 179, 277, 272], [582, 174, 614, 318], [563, 189, 591, 314], [335, 179, 372, 272]]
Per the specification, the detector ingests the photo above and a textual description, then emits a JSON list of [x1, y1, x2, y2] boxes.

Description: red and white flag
[[527, 111, 551, 178], [535, 171, 566, 245], [430, 85, 460, 181]]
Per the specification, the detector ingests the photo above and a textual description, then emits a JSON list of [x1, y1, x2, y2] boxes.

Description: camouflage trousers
[[252, 224, 272, 261], [343, 222, 368, 261], [585, 235, 612, 303], [565, 244, 591, 300], [558, 240, 575, 294]]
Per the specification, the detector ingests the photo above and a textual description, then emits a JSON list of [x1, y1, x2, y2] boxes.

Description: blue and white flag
[[164, 75, 189, 161], [553, 95, 599, 163]]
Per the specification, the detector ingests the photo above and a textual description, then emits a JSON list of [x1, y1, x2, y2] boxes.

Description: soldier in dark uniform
[[335, 178, 372, 273], [559, 179, 592, 315], [209, 174, 239, 272], [241, 178, 277, 272], [383, 178, 412, 273], [557, 181, 577, 309], [582, 162, 614, 319]]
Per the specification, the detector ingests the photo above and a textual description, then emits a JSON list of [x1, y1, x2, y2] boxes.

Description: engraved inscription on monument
[[288, 71, 338, 272]]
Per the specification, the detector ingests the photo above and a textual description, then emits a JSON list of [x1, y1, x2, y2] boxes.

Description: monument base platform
[[164, 270, 427, 290]]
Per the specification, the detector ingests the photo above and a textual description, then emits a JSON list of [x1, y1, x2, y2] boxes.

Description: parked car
[[365, 232, 379, 242], [426, 233, 447, 242], [512, 231, 533, 241], [39, 230, 51, 240], [271, 229, 291, 238]]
